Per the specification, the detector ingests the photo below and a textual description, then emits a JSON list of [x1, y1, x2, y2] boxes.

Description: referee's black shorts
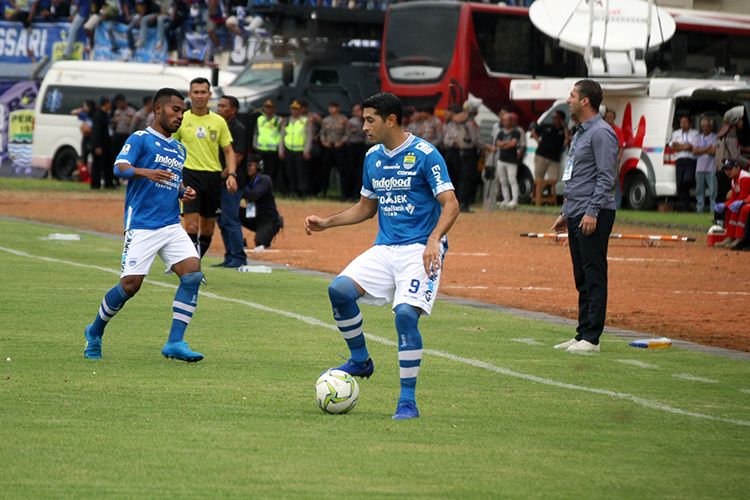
[[182, 169, 223, 218]]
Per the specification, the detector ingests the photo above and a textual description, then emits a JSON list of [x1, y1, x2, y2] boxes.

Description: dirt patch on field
[[2, 189, 749, 352]]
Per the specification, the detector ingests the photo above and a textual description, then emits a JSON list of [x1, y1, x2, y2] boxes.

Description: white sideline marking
[[443, 285, 489, 290], [510, 338, 544, 346], [739, 388, 750, 395], [453, 252, 490, 257], [673, 373, 719, 384], [1, 245, 749, 428], [608, 257, 686, 263], [673, 290, 750, 297], [616, 359, 659, 369]]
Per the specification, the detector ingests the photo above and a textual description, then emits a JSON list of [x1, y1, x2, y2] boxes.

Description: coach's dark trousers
[[675, 157, 696, 211], [566, 209, 616, 345]]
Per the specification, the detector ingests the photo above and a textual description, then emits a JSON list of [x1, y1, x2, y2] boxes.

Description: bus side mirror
[[282, 63, 293, 87]]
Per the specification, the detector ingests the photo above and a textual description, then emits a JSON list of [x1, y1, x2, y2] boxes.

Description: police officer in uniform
[[253, 99, 282, 191]]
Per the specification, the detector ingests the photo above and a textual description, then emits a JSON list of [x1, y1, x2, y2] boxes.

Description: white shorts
[[120, 224, 199, 277], [340, 239, 448, 316]]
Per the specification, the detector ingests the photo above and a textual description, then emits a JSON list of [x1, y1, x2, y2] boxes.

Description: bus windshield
[[384, 3, 461, 82], [232, 62, 286, 88]]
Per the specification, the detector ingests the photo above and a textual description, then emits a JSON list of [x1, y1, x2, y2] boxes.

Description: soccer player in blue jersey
[[304, 92, 460, 419], [83, 87, 206, 363]]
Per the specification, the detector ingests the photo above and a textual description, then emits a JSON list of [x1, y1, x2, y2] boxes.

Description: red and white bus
[[380, 0, 750, 124]]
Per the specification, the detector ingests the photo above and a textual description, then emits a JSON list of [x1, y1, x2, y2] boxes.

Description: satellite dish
[[530, 0, 676, 76]]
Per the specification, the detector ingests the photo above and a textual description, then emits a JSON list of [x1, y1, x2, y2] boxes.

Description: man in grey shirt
[[551, 79, 617, 353]]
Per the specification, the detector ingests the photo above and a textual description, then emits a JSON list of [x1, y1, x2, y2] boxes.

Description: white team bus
[[510, 77, 750, 209], [32, 61, 236, 180]]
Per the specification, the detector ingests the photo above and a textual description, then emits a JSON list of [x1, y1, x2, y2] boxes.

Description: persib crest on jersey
[[403, 153, 416, 169]]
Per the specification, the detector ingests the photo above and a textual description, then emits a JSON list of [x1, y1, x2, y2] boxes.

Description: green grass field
[[1, 218, 749, 498]]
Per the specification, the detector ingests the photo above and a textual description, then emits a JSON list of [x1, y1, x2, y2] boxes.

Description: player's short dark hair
[[574, 79, 603, 110], [221, 95, 240, 110], [99, 95, 110, 106], [418, 104, 435, 114], [190, 77, 211, 89], [153, 88, 185, 108], [328, 101, 340, 108], [605, 108, 616, 118], [362, 92, 403, 126], [113, 93, 126, 103], [142, 95, 153, 105]]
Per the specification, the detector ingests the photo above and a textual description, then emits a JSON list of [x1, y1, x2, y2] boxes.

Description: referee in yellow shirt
[[174, 77, 237, 258]]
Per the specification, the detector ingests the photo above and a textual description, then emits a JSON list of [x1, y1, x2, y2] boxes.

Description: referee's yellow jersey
[[173, 110, 233, 172]]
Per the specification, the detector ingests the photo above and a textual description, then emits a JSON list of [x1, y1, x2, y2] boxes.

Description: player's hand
[[145, 169, 175, 185], [551, 215, 567, 233], [579, 214, 597, 236], [183, 186, 196, 202], [226, 175, 237, 193], [423, 238, 442, 275], [304, 215, 327, 235]]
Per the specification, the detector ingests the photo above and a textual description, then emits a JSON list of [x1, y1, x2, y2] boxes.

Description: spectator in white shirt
[[670, 115, 700, 211]]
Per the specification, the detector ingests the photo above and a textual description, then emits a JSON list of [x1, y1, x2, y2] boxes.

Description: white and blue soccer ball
[[315, 369, 360, 414]]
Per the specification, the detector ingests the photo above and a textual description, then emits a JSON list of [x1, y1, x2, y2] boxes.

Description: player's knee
[[394, 303, 421, 333], [120, 276, 143, 296], [180, 271, 204, 289], [328, 276, 360, 306]]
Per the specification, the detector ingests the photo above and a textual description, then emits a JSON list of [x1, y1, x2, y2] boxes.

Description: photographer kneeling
[[239, 155, 284, 251]]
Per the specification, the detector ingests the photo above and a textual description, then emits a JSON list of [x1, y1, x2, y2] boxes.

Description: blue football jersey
[[361, 134, 454, 246], [114, 127, 187, 230]]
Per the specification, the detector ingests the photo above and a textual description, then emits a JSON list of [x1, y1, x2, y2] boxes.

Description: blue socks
[[328, 276, 368, 363], [394, 303, 423, 404], [90, 284, 131, 337], [168, 272, 203, 344]]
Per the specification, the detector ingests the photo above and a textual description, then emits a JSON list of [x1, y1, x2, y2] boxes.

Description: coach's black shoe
[[211, 260, 229, 268], [334, 357, 374, 379]]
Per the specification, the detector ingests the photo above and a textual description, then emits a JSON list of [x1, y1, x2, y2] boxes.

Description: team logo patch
[[376, 160, 382, 168], [196, 126, 206, 139], [121, 144, 131, 155], [403, 153, 416, 169], [128, 258, 137, 267], [210, 130, 217, 141], [155, 141, 161, 147]]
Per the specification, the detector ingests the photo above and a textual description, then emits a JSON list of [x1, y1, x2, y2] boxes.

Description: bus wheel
[[516, 165, 534, 204], [624, 171, 654, 210], [52, 148, 79, 181]]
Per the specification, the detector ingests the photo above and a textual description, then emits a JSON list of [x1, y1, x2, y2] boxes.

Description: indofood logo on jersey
[[403, 153, 416, 169], [155, 153, 184, 170], [373, 177, 412, 191]]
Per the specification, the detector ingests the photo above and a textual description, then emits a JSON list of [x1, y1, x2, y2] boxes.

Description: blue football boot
[[392, 400, 420, 420], [161, 341, 204, 362], [83, 324, 102, 359], [334, 357, 374, 379]]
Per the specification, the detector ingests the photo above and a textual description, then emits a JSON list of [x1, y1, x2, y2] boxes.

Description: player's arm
[[114, 162, 175, 184], [422, 190, 459, 274], [304, 196, 378, 235]]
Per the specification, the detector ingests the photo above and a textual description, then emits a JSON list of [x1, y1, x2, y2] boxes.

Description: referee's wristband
[[227, 172, 238, 178]]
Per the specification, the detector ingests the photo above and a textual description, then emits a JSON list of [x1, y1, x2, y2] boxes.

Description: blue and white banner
[[0, 21, 86, 63], [0, 80, 40, 177], [92, 21, 167, 63]]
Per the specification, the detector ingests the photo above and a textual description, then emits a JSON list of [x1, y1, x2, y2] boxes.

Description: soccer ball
[[315, 369, 360, 414]]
